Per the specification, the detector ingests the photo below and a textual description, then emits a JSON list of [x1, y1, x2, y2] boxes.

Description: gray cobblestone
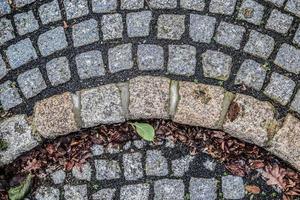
[[146, 150, 168, 176], [102, 14, 123, 40], [14, 0, 35, 8], [148, 0, 177, 9], [264, 72, 296, 105], [14, 11, 39, 35], [243, 30, 275, 59], [154, 179, 185, 200], [106, 145, 121, 154], [123, 141, 132, 150], [202, 50, 232, 81], [274, 43, 300, 74], [76, 50, 105, 79], [190, 14, 216, 43], [285, 0, 300, 17], [64, 185, 88, 200], [108, 44, 133, 73], [39, 0, 62, 24], [51, 170, 66, 184], [121, 0, 144, 10], [35, 186, 60, 200], [180, 0, 205, 11], [6, 38, 37, 69], [63, 0, 89, 19], [137, 44, 164, 71], [157, 14, 185, 40], [0, 81, 23, 110], [0, 0, 11, 16], [133, 140, 146, 149], [190, 178, 217, 200], [215, 21, 245, 50], [72, 162, 92, 181], [38, 27, 68, 56], [235, 59, 266, 91], [95, 159, 121, 180], [222, 175, 245, 199], [172, 155, 194, 177], [92, 0, 117, 13], [73, 19, 99, 47], [127, 11, 152, 38], [238, 0, 265, 25], [203, 159, 216, 171], [167, 45, 196, 76], [123, 152, 143, 180], [17, 68, 47, 99], [266, 9, 293, 34], [92, 188, 116, 200], [91, 144, 104, 156], [209, 0, 237, 15], [291, 89, 300, 114], [293, 25, 300, 46], [121, 184, 149, 200], [265, 0, 285, 7], [0, 18, 14, 45], [46, 57, 71, 86], [0, 56, 7, 80]]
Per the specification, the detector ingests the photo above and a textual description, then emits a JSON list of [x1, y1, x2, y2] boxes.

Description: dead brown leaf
[[245, 185, 261, 194], [262, 164, 287, 190]]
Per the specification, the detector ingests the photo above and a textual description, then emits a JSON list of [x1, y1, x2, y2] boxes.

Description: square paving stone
[[14, 0, 35, 7], [209, 0, 237, 15], [167, 45, 196, 76], [120, 184, 149, 200], [0, 115, 39, 166], [285, 0, 300, 17], [39, 0, 62, 24], [127, 11, 152, 38], [92, 188, 116, 200], [171, 155, 194, 177], [72, 162, 92, 181], [14, 11, 39, 35], [102, 14, 123, 40], [148, 0, 177, 9], [51, 170, 66, 184], [121, 0, 144, 10], [95, 159, 121, 180], [264, 72, 296, 105], [76, 50, 105, 79], [46, 57, 71, 86], [0, 18, 14, 45], [238, 0, 265, 25], [92, 0, 117, 13], [137, 44, 164, 70], [34, 92, 80, 138], [190, 178, 217, 200], [291, 89, 300, 114], [265, 0, 285, 7], [0, 56, 7, 80], [223, 94, 276, 147], [269, 114, 300, 169], [266, 9, 293, 34], [222, 176, 245, 199], [38, 27, 68, 56], [154, 179, 184, 200], [157, 14, 185, 40], [17, 68, 46, 99], [123, 152, 143, 180], [215, 21, 245, 50], [243, 30, 275, 59], [174, 81, 231, 129], [108, 44, 133, 73], [35, 186, 60, 200], [64, 185, 88, 200], [0, 0, 11, 16], [63, 0, 89, 19], [0, 81, 22, 110], [293, 25, 300, 46], [180, 0, 205, 11], [201, 50, 232, 81], [6, 38, 37, 69], [73, 19, 99, 47], [146, 150, 168, 176], [80, 84, 125, 128], [274, 43, 300, 74], [235, 59, 266, 91], [129, 76, 170, 119], [189, 14, 216, 43]]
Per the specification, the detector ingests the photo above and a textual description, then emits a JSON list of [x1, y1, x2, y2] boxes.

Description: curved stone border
[[0, 75, 299, 172]]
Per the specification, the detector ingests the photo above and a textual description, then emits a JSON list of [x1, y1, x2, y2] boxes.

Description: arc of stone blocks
[[0, 75, 299, 171]]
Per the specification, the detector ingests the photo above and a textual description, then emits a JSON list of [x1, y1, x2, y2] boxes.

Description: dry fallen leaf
[[262, 164, 287, 190], [245, 185, 261, 194]]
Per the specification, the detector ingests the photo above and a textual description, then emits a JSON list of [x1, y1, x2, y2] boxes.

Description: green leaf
[[129, 122, 155, 142], [8, 174, 33, 200]]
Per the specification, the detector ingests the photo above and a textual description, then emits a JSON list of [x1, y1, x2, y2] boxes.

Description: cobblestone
[[92, 188, 116, 200], [238, 0, 265, 25], [293, 26, 300, 46], [0, 1, 11, 16], [209, 0, 237, 15], [14, 11, 39, 36], [215, 21, 246, 50], [127, 11, 152, 38], [51, 170, 66, 184], [123, 152, 143, 180], [102, 14, 123, 40], [266, 0, 285, 7], [171, 155, 194, 177], [154, 179, 185, 200], [189, 14, 216, 43], [75, 50, 105, 79], [266, 9, 293, 34], [38, 27, 68, 56], [146, 150, 168, 176], [264, 72, 296, 105], [133, 140, 146, 149], [120, 184, 149, 200], [121, 0, 144, 10], [72, 19, 99, 47], [46, 57, 71, 86], [0, 81, 22, 110], [222, 175, 245, 199], [95, 159, 121, 180], [190, 178, 217, 200], [148, 0, 177, 9], [285, 0, 300, 17], [35, 186, 60, 200], [108, 44, 133, 73], [0, 56, 7, 80], [14, 0, 36, 8], [137, 44, 164, 71], [39, 0, 62, 25], [91, 144, 104, 156], [64, 184, 88, 200], [291, 89, 300, 114], [274, 43, 300, 74], [63, 0, 89, 19], [0, 18, 14, 45], [72, 162, 92, 181], [181, 0, 205, 11], [92, 0, 117, 13], [157, 14, 185, 40]]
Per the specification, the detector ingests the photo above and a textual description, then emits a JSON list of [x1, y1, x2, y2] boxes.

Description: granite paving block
[[189, 14, 216, 43], [0, 18, 14, 45], [46, 57, 71, 86], [126, 11, 152, 37], [238, 0, 264, 25], [39, 0, 62, 24], [102, 14, 123, 40], [72, 19, 99, 47], [108, 44, 133, 73], [0, 81, 22, 110], [14, 11, 39, 35], [63, 0, 89, 19], [157, 14, 185, 40], [274, 43, 300, 74], [266, 9, 293, 34], [137, 44, 164, 70]]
